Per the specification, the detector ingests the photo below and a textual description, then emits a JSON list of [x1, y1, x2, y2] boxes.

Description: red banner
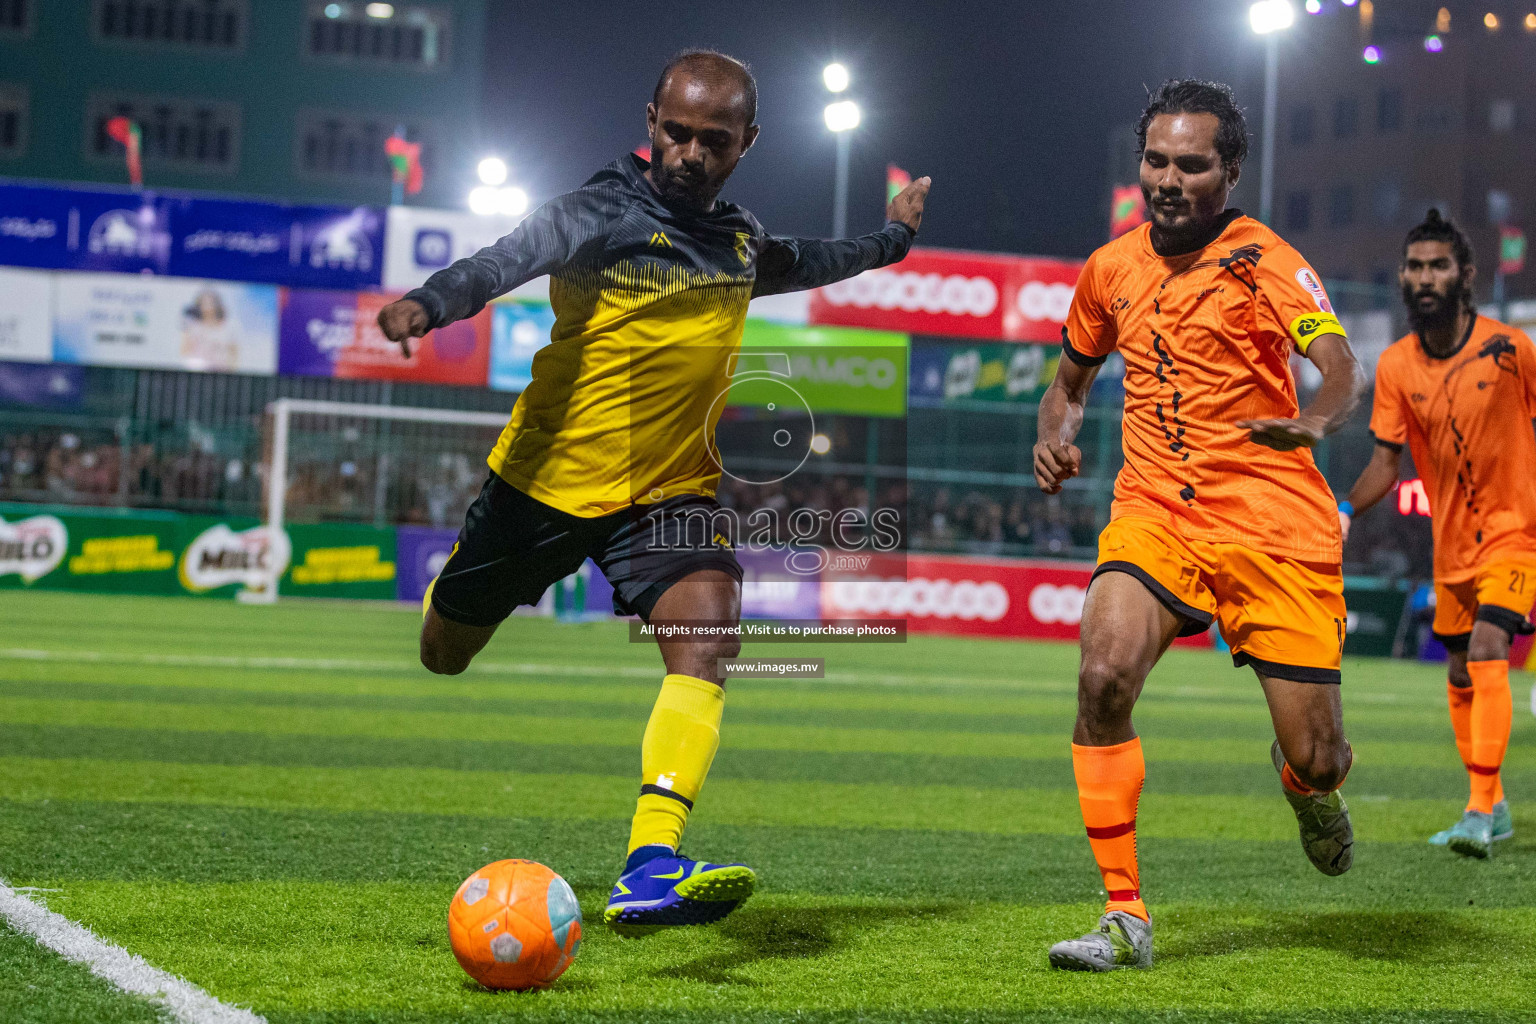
[[344, 292, 491, 385], [807, 246, 1082, 343], [820, 552, 1211, 646]]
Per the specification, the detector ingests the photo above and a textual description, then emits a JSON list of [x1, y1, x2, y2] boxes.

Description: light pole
[[1250, 0, 1296, 225], [822, 63, 859, 238]]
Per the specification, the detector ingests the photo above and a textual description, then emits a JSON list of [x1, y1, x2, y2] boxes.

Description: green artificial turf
[[1, 590, 1533, 1023]]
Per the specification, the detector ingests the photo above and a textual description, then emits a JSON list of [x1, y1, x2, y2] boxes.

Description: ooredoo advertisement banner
[[820, 552, 1212, 646], [807, 247, 1082, 343], [278, 289, 491, 386], [52, 273, 279, 374]]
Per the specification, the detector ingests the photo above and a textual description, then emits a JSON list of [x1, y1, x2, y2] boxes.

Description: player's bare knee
[[1467, 634, 1510, 664], [1077, 658, 1141, 721], [1291, 739, 1350, 792], [420, 638, 470, 676], [1447, 660, 1473, 688]]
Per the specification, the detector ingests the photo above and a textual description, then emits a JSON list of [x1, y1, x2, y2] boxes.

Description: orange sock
[[1466, 661, 1512, 814], [1072, 738, 1147, 922], [1445, 681, 1500, 808]]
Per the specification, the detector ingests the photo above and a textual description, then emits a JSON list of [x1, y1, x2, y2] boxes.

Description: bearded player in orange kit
[[1339, 209, 1536, 859], [1034, 80, 1366, 970]]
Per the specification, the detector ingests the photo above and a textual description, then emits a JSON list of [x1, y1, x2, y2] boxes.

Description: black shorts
[[430, 473, 743, 627]]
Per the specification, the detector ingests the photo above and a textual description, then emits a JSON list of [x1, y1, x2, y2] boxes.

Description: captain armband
[[1286, 311, 1346, 355]]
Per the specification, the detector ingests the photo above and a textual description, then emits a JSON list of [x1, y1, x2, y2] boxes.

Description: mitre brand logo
[[178, 524, 292, 594], [0, 515, 67, 583]]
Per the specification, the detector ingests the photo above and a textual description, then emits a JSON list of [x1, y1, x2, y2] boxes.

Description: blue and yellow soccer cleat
[[603, 853, 756, 938], [1430, 801, 1513, 847]]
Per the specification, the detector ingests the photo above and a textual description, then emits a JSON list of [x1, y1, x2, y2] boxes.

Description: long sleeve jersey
[[406, 153, 914, 516]]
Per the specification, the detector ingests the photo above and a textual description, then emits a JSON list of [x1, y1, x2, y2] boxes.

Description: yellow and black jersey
[[406, 153, 914, 517]]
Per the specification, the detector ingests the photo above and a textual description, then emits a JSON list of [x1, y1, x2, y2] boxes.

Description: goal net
[[255, 398, 509, 604]]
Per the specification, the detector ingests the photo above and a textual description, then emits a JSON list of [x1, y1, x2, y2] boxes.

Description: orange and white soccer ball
[[447, 859, 582, 990]]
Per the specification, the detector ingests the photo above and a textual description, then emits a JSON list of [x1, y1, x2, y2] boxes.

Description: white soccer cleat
[[1047, 910, 1153, 972]]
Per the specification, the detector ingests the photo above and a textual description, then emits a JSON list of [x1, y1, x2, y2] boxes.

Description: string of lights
[[1288, 1, 1536, 64]]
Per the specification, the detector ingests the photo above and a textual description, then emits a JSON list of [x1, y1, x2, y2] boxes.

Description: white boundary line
[[0, 877, 265, 1024]]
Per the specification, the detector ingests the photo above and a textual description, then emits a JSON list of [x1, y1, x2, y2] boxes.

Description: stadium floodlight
[[323, 3, 342, 17], [810, 433, 832, 455], [477, 157, 508, 186], [822, 62, 850, 93], [469, 185, 529, 216], [496, 187, 529, 216], [1250, 0, 1295, 33], [824, 100, 860, 133], [365, 2, 394, 18], [468, 186, 500, 216], [1249, 1, 1295, 225]]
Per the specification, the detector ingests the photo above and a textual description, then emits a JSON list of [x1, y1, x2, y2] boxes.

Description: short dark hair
[[653, 49, 758, 126], [1403, 208, 1474, 270], [1136, 79, 1250, 168]]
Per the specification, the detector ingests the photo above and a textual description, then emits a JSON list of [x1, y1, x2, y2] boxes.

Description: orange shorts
[[1095, 517, 1346, 683], [1432, 559, 1536, 650]]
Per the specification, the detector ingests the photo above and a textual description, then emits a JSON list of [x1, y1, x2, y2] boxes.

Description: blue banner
[[489, 300, 555, 392], [0, 181, 384, 289]]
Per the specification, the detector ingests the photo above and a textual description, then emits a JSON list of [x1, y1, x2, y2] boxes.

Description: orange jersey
[[1369, 316, 1536, 582], [1064, 213, 1347, 563]]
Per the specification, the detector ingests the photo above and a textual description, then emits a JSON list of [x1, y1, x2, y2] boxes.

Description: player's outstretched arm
[[1237, 334, 1364, 452], [752, 177, 931, 297], [1034, 357, 1097, 494], [1338, 443, 1401, 543], [377, 186, 616, 357]]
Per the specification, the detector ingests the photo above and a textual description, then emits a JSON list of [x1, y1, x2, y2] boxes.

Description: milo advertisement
[[0, 505, 396, 601]]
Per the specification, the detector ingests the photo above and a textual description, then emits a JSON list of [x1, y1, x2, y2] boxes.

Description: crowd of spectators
[[0, 428, 259, 509], [1, 426, 1433, 576]]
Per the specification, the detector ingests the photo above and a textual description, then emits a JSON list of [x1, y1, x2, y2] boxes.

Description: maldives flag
[[1110, 184, 1145, 239], [886, 164, 911, 205], [105, 116, 143, 186], [385, 134, 423, 196]]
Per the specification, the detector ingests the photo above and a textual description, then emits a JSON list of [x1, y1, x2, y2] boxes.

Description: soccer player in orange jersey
[[1034, 81, 1366, 971], [1339, 209, 1536, 859]]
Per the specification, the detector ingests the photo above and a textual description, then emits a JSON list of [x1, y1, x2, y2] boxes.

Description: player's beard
[[648, 143, 715, 213], [1403, 278, 1464, 333]]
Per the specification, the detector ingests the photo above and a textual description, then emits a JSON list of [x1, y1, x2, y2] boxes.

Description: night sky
[[481, 1, 1274, 260]]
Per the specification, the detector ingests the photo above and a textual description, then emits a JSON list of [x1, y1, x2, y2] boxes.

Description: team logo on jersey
[[1295, 267, 1334, 313], [1478, 334, 1519, 374], [649, 231, 672, 248], [734, 231, 753, 266]]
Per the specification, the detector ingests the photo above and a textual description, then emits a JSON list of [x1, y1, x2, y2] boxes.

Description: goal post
[[256, 397, 510, 604]]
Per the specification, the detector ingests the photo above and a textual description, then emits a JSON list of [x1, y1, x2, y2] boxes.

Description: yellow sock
[[626, 674, 725, 855]]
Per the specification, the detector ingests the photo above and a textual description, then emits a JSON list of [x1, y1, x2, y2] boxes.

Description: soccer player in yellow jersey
[[378, 50, 931, 937], [1340, 210, 1536, 858], [1035, 81, 1365, 970]]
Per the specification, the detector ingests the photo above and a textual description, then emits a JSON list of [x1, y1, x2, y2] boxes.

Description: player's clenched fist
[[377, 298, 430, 357], [886, 176, 932, 233], [1033, 440, 1082, 495]]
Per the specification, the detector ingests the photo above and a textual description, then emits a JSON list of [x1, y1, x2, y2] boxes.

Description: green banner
[[0, 504, 182, 595], [1, 503, 396, 602], [911, 342, 1060, 406], [731, 321, 908, 417], [283, 523, 397, 600], [1343, 577, 1408, 658]]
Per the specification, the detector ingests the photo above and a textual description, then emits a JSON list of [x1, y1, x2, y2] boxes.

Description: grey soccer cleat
[[1047, 911, 1153, 972], [1445, 809, 1495, 859], [1430, 801, 1512, 846], [1271, 740, 1354, 876]]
